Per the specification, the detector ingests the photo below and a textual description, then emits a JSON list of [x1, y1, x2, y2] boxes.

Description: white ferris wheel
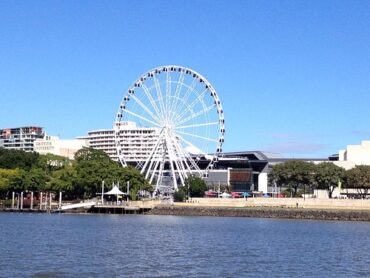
[[115, 65, 225, 194]]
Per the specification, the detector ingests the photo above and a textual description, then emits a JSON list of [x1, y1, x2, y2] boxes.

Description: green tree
[[49, 166, 77, 199], [73, 148, 151, 199], [314, 163, 345, 198], [269, 160, 315, 197], [0, 168, 21, 198], [184, 175, 207, 198], [345, 165, 370, 199], [173, 187, 187, 202], [75, 147, 111, 162], [24, 168, 49, 192], [36, 153, 71, 174], [8, 169, 27, 192], [0, 148, 39, 170]]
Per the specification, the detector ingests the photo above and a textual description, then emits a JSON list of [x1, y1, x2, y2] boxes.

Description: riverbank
[[148, 205, 370, 221]]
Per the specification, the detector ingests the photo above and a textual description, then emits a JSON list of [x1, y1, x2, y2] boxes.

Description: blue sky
[[1, 0, 369, 158]]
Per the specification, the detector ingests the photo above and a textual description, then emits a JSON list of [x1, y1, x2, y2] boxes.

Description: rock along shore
[[147, 205, 370, 221]]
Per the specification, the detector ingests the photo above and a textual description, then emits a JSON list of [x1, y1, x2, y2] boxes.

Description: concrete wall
[[179, 197, 370, 210]]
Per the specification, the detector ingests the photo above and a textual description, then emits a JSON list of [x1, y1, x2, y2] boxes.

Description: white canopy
[[220, 192, 231, 198], [104, 185, 126, 195]]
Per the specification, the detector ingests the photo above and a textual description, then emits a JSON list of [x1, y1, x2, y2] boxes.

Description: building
[[203, 151, 329, 194], [0, 126, 44, 152], [34, 135, 87, 159], [79, 121, 159, 162], [334, 140, 370, 169]]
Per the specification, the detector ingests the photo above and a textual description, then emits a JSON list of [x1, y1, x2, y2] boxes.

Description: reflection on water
[[0, 213, 369, 277]]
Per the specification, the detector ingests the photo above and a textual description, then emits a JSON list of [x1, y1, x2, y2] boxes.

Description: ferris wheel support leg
[[149, 158, 161, 184], [154, 160, 165, 195], [172, 139, 191, 180], [144, 140, 163, 180], [140, 130, 164, 175]]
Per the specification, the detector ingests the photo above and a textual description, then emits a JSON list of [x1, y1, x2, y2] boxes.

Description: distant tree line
[[268, 160, 370, 198], [0, 147, 151, 200]]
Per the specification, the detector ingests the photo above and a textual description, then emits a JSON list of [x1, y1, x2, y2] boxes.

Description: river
[[0, 213, 369, 277]]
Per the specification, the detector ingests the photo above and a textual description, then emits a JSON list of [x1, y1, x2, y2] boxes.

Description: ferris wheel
[[115, 65, 225, 194]]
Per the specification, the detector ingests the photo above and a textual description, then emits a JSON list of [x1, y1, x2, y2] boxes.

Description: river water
[[0, 213, 369, 278]]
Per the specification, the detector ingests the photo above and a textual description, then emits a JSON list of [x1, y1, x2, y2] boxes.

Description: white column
[[30, 192, 34, 210], [20, 192, 23, 210], [40, 192, 43, 210], [258, 173, 268, 194], [59, 192, 62, 210], [11, 192, 15, 209], [101, 181, 104, 205]]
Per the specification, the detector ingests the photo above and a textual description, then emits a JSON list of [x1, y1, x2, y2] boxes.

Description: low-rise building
[[334, 140, 370, 169], [34, 135, 87, 159]]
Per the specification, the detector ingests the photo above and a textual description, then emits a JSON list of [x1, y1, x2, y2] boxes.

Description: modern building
[[0, 126, 44, 152], [203, 151, 329, 194], [334, 140, 370, 169], [79, 121, 159, 162], [34, 135, 87, 159]]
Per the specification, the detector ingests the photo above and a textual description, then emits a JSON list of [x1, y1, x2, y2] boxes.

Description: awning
[[104, 185, 126, 195]]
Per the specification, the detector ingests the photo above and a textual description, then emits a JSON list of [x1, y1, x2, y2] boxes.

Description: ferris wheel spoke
[[123, 109, 162, 128], [176, 134, 206, 155], [175, 130, 218, 143], [165, 71, 171, 119], [141, 83, 163, 122], [176, 104, 216, 126], [174, 91, 209, 124], [169, 71, 185, 118], [129, 93, 162, 124], [178, 89, 208, 119], [172, 78, 198, 120], [175, 121, 219, 130], [153, 74, 167, 122]]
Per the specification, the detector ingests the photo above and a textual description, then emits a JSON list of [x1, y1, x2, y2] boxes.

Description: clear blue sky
[[1, 0, 369, 158]]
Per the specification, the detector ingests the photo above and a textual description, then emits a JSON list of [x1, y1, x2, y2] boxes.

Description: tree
[[269, 160, 315, 197], [75, 147, 111, 162], [184, 175, 207, 198], [36, 153, 71, 174], [8, 169, 27, 192], [73, 148, 151, 199], [314, 162, 345, 198], [24, 168, 49, 192], [345, 165, 370, 199], [0, 168, 21, 198], [0, 148, 39, 170], [49, 166, 77, 199]]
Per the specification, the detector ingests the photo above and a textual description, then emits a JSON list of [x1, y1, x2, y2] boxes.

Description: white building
[[79, 121, 159, 162], [34, 135, 87, 159], [334, 140, 370, 170]]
